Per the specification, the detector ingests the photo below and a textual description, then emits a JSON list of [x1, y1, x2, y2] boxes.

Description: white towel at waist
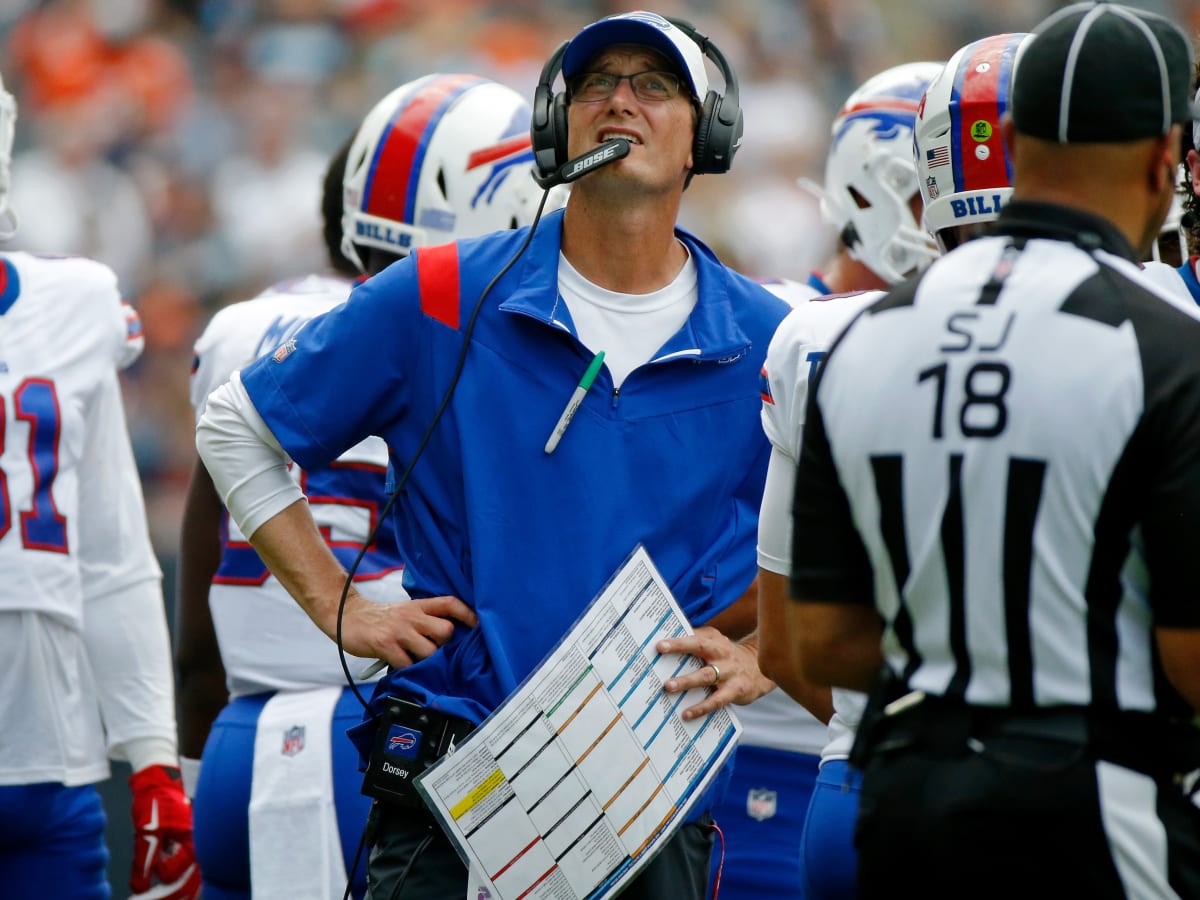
[[249, 686, 346, 899]]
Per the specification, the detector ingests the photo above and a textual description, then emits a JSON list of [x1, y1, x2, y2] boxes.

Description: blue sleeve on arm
[[241, 264, 419, 470]]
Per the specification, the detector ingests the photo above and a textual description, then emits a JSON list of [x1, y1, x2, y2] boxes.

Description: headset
[[530, 16, 743, 187]]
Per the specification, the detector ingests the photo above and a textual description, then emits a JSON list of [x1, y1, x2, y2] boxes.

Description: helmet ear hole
[[847, 187, 872, 210]]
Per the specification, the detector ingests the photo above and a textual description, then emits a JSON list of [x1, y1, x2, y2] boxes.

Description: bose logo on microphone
[[568, 143, 622, 179]]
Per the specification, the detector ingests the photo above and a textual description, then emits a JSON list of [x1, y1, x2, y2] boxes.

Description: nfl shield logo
[[747, 788, 777, 822], [282, 725, 305, 757], [273, 338, 297, 363], [926, 176, 939, 200]]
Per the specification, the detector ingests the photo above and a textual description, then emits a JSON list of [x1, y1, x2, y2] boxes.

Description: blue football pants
[[706, 744, 819, 898], [0, 781, 109, 898], [192, 687, 373, 900]]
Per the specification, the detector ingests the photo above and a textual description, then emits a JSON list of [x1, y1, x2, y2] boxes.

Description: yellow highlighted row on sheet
[[450, 768, 506, 820]]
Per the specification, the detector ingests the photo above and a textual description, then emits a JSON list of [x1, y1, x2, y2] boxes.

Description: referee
[[782, 4, 1200, 898]]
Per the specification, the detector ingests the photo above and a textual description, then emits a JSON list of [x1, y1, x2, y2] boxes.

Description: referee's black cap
[[1012, 2, 1197, 143]]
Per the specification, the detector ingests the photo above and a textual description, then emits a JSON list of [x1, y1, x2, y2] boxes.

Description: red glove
[[129, 764, 202, 900]]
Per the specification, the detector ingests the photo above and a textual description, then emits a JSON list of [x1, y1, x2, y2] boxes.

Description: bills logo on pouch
[[387, 725, 422, 759], [361, 697, 475, 807]]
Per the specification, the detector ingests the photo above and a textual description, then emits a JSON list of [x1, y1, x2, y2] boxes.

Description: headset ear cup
[[693, 91, 742, 175], [531, 82, 559, 182], [551, 92, 569, 168], [692, 91, 719, 175]]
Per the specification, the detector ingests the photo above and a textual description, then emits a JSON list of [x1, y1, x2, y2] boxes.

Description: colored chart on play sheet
[[416, 544, 740, 900]]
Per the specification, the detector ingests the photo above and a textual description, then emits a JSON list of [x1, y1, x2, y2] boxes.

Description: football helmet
[[915, 33, 1033, 250], [342, 74, 556, 272], [0, 72, 16, 240], [808, 61, 943, 285]]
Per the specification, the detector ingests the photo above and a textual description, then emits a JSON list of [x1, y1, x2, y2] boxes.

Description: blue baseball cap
[[562, 11, 709, 98]]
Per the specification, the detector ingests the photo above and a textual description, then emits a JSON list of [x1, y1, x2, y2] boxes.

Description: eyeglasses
[[569, 71, 683, 103]]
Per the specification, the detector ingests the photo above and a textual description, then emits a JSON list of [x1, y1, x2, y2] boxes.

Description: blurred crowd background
[[2, 0, 1195, 891], [2, 0, 1197, 610]]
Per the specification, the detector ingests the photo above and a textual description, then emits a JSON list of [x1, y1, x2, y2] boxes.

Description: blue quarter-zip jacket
[[241, 208, 790, 748]]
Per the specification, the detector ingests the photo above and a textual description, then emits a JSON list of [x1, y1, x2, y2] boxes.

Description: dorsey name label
[[382, 761, 410, 779]]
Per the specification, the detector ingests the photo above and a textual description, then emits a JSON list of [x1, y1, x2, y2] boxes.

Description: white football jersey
[[759, 276, 822, 308], [758, 290, 882, 762], [0, 251, 163, 785], [190, 273, 409, 697]]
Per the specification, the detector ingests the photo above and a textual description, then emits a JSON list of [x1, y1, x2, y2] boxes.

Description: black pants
[[855, 734, 1200, 899], [365, 803, 714, 900]]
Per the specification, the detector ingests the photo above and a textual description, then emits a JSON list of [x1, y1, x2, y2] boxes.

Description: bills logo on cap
[[272, 338, 297, 363]]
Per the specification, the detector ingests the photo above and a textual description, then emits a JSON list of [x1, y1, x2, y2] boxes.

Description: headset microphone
[[533, 138, 630, 189]]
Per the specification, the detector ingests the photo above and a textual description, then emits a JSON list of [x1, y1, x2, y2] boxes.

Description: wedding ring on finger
[[709, 663, 722, 686]]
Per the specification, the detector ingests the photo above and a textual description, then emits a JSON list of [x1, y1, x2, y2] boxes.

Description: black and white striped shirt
[[791, 201, 1200, 719]]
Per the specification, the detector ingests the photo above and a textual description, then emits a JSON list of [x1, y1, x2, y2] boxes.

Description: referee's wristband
[[180, 756, 202, 798]]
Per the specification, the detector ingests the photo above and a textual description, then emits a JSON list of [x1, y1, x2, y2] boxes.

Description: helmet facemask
[[811, 62, 944, 285]]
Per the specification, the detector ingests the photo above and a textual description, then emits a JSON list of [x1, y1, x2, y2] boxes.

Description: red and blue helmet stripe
[[361, 74, 488, 227], [948, 33, 1024, 195]]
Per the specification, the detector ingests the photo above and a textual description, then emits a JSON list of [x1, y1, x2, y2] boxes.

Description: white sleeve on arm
[[757, 445, 797, 575], [196, 371, 304, 538], [77, 368, 177, 770], [758, 317, 805, 577], [85, 582, 180, 771]]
